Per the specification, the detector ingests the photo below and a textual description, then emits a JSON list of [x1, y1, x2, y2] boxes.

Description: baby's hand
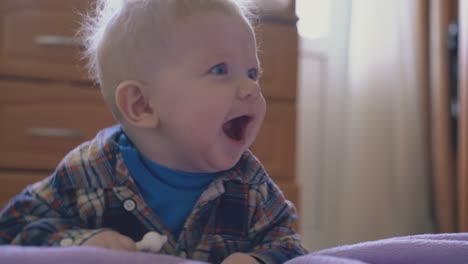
[[221, 253, 260, 264], [82, 230, 137, 251]]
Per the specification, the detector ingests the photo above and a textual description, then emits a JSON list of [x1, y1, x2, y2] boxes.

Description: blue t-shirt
[[118, 133, 215, 238]]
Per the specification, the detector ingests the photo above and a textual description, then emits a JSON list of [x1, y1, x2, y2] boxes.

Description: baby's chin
[[205, 153, 244, 173]]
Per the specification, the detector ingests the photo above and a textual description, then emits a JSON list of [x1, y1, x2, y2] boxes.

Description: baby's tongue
[[223, 116, 247, 141]]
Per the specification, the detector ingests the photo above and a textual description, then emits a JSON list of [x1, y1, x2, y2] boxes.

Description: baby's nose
[[237, 81, 260, 100]]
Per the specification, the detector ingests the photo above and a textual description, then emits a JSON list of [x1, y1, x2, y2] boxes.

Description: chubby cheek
[[258, 96, 267, 121], [252, 97, 267, 135], [199, 110, 226, 130], [185, 111, 225, 142]]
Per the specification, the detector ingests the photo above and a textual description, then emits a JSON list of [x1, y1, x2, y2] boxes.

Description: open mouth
[[222, 115, 252, 141]]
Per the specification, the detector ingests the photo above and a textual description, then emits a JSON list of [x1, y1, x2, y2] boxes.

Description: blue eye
[[247, 68, 258, 80], [208, 63, 228, 75]]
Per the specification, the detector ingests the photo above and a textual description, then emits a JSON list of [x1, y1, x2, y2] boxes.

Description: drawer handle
[[26, 127, 84, 139], [34, 35, 80, 47]]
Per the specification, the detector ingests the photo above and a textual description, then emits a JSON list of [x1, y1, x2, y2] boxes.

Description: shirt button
[[123, 199, 136, 211], [60, 238, 74, 247]]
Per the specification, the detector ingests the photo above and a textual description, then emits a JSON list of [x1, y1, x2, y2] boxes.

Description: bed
[[1, 233, 468, 264]]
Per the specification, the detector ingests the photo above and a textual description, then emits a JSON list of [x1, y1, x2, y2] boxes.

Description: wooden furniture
[[252, 2, 300, 208], [0, 0, 114, 207], [0, 1, 300, 210], [457, 0, 468, 231], [0, 0, 113, 207], [429, 0, 458, 233]]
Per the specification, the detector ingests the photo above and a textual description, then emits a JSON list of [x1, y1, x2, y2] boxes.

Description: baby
[[0, 0, 306, 263]]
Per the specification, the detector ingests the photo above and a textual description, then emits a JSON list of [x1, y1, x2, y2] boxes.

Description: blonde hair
[[79, 0, 256, 118]]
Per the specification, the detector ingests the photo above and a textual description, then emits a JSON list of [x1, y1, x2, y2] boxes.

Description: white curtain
[[337, 0, 433, 243], [299, 0, 434, 250]]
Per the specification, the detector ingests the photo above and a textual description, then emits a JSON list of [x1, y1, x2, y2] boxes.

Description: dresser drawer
[[251, 100, 295, 178], [0, 171, 48, 209], [257, 0, 297, 22], [0, 0, 93, 81], [0, 80, 115, 170], [256, 24, 298, 99]]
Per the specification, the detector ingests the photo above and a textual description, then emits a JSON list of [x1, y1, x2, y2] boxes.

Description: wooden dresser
[[457, 0, 468, 231], [0, 1, 300, 211], [252, 2, 300, 208], [0, 0, 114, 207]]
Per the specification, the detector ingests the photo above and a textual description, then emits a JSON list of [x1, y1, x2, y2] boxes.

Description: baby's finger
[[118, 235, 137, 251]]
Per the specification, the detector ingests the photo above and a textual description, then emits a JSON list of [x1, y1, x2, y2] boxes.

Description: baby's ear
[[115, 80, 159, 128]]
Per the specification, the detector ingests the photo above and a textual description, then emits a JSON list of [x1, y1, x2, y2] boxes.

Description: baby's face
[[147, 11, 266, 173]]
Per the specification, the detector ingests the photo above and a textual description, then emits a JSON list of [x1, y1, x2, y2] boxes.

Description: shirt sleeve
[[0, 179, 105, 246], [247, 176, 308, 264]]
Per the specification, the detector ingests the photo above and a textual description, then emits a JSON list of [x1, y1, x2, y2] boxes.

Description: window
[[296, 0, 330, 39]]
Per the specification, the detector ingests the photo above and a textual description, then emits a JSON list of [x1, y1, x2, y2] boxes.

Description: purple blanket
[[286, 233, 468, 264], [1, 233, 468, 264], [0, 246, 204, 264]]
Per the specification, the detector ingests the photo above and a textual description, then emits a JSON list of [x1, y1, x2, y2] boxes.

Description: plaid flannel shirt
[[0, 126, 306, 263]]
